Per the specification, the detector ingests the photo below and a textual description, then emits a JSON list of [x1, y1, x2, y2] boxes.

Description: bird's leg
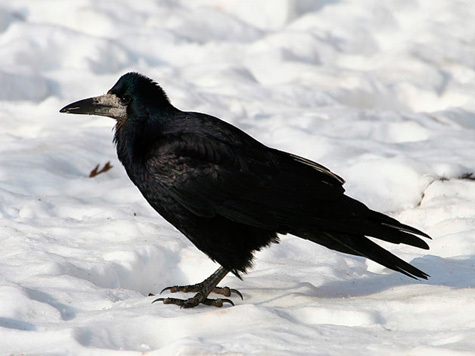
[[153, 267, 241, 308]]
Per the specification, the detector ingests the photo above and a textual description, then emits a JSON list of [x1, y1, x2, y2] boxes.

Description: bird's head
[[60, 72, 172, 123]]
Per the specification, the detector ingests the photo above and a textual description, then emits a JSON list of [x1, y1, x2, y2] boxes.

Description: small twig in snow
[[89, 161, 113, 178]]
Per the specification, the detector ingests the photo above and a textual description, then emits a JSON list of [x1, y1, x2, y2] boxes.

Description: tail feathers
[[370, 210, 431, 239], [354, 222, 430, 250], [317, 216, 431, 250], [324, 232, 429, 280], [364, 211, 431, 250]]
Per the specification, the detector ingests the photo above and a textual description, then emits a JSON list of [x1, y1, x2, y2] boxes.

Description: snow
[[1, 0, 474, 354]]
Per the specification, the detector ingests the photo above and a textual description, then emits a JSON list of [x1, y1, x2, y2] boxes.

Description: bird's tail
[[323, 232, 429, 279], [298, 208, 430, 279]]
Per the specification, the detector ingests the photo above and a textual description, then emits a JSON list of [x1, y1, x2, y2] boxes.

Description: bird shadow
[[314, 255, 475, 299]]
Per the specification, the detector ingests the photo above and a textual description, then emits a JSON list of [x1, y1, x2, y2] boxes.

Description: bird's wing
[[145, 132, 345, 230]]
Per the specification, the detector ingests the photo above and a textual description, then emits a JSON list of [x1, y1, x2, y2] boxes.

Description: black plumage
[[60, 72, 430, 308]]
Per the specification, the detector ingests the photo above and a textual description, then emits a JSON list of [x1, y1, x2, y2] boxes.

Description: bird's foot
[[152, 293, 234, 308], [152, 267, 239, 308], [160, 283, 243, 299]]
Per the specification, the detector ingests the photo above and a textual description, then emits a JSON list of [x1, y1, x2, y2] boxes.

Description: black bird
[[60, 72, 430, 308]]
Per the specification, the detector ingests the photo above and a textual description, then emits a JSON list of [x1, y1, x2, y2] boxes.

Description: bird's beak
[[60, 93, 127, 120]]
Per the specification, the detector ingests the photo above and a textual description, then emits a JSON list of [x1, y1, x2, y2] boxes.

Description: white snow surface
[[1, 0, 475, 355]]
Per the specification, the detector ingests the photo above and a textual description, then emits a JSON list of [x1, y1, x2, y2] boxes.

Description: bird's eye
[[120, 95, 131, 105]]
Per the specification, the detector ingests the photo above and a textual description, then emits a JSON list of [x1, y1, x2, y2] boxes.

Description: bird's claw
[[219, 287, 243, 300], [202, 298, 234, 307], [160, 284, 243, 299], [152, 296, 234, 308]]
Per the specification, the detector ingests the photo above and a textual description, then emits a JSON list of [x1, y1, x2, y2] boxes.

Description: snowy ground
[[1, 0, 475, 355]]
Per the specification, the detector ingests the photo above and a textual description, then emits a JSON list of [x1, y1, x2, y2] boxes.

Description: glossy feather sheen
[[109, 73, 430, 278]]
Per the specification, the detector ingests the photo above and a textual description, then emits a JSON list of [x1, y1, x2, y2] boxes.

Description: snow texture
[[1, 0, 475, 355]]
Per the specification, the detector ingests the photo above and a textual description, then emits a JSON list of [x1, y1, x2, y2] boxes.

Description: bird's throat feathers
[[113, 114, 162, 170], [114, 118, 127, 137], [113, 119, 141, 167]]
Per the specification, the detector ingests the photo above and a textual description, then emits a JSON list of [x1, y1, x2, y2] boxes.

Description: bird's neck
[[113, 107, 179, 177], [114, 119, 153, 172]]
